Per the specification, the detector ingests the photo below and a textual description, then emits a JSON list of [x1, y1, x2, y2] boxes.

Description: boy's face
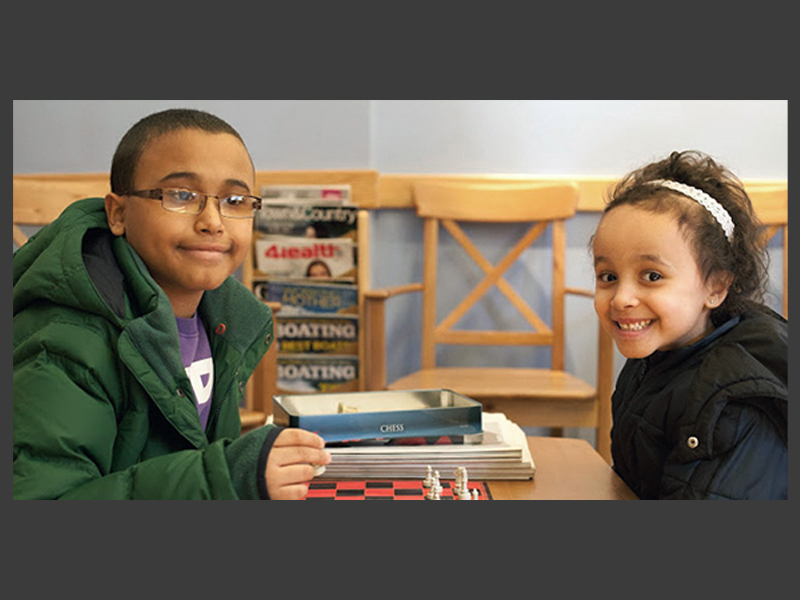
[[105, 128, 255, 317]]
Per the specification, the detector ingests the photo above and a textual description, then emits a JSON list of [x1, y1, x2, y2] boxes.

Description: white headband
[[650, 179, 735, 243]]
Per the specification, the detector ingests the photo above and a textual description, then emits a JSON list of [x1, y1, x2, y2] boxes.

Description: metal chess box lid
[[272, 389, 483, 444]]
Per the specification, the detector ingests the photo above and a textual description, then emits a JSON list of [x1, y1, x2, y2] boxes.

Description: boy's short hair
[[110, 108, 251, 195]]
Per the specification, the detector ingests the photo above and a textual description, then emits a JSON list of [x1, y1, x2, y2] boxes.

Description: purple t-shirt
[[176, 314, 214, 430]]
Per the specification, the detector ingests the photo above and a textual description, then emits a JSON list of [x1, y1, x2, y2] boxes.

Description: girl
[[592, 150, 787, 499]]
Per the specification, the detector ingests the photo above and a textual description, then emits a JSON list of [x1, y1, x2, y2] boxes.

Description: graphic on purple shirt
[[176, 314, 214, 430]]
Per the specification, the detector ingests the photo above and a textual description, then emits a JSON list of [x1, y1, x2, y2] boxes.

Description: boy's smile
[[105, 129, 255, 317]]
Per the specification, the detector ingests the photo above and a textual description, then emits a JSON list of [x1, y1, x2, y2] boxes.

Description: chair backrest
[[13, 173, 110, 247], [412, 181, 579, 371], [747, 184, 788, 318]]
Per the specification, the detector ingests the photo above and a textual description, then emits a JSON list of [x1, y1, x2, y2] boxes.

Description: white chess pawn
[[423, 465, 434, 488], [472, 488, 480, 500], [427, 481, 442, 500], [427, 470, 443, 500]]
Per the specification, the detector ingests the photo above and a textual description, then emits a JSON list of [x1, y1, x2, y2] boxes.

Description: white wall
[[370, 100, 787, 177], [14, 100, 787, 442], [13, 100, 372, 174]]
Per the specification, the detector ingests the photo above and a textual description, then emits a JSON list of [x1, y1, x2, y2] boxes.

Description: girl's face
[[592, 204, 728, 359]]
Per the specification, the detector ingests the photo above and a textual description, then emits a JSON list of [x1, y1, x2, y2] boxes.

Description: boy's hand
[[265, 428, 331, 500]]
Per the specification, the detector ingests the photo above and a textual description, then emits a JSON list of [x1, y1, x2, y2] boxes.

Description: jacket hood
[[13, 198, 160, 326]]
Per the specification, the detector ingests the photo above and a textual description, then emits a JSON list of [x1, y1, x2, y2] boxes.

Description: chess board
[[304, 479, 493, 500]]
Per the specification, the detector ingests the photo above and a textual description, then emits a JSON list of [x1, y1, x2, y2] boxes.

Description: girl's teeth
[[618, 320, 651, 331]]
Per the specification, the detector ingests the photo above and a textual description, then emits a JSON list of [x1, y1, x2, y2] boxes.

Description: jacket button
[[687, 436, 699, 449]]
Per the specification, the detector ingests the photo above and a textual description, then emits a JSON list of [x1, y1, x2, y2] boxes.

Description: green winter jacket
[[13, 198, 278, 499]]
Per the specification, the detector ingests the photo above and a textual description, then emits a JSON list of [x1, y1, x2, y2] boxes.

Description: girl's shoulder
[[672, 306, 788, 461], [718, 306, 787, 373]]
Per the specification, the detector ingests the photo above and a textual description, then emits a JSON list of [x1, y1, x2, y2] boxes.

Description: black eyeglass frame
[[124, 188, 262, 219]]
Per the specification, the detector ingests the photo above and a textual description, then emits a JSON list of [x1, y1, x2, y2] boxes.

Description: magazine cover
[[276, 315, 359, 355], [277, 354, 359, 394], [254, 279, 358, 316], [254, 236, 356, 280], [255, 203, 358, 239], [259, 184, 351, 205]]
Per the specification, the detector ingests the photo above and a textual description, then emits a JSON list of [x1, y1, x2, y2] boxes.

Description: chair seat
[[389, 367, 595, 398], [388, 367, 597, 428]]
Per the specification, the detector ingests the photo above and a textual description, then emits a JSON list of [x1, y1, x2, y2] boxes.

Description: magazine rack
[[242, 170, 379, 425]]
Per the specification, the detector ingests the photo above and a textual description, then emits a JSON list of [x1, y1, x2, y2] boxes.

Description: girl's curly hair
[[604, 150, 770, 324]]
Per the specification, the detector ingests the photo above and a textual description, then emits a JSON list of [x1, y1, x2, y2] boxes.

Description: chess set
[[273, 389, 483, 444], [305, 466, 492, 501]]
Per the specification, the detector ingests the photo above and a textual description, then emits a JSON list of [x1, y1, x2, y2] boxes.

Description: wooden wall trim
[[14, 171, 785, 215], [374, 173, 787, 212]]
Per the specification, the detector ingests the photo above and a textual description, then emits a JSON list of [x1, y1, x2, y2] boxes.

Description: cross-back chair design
[[365, 181, 614, 462], [13, 174, 275, 434]]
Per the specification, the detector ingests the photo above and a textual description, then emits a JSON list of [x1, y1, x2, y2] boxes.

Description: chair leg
[[550, 427, 564, 438]]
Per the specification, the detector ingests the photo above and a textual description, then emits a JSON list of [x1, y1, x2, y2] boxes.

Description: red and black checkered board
[[304, 479, 492, 500]]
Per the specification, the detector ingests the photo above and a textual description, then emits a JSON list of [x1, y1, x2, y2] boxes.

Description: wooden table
[[487, 437, 638, 500]]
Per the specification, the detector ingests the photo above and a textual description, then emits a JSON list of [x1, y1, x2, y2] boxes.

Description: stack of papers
[[322, 413, 535, 480]]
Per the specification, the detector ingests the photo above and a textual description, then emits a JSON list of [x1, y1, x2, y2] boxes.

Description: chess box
[[272, 389, 483, 444]]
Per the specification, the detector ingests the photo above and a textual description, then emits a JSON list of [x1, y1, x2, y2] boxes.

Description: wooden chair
[[364, 181, 615, 462], [13, 174, 110, 247], [747, 184, 788, 319], [13, 173, 276, 435]]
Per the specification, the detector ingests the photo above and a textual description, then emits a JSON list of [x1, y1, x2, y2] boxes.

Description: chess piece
[[453, 467, 464, 495], [423, 465, 434, 488], [426, 478, 441, 500], [434, 471, 443, 494]]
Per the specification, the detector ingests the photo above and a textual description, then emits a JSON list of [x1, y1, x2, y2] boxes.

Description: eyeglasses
[[125, 188, 262, 219]]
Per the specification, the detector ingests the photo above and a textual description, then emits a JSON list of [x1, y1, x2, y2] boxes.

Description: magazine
[[277, 354, 359, 394], [300, 412, 536, 480], [254, 236, 356, 281], [260, 184, 351, 205], [255, 203, 358, 239], [254, 279, 358, 316], [276, 315, 358, 355]]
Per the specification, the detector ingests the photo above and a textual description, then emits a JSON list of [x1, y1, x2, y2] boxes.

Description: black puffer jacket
[[611, 306, 787, 500]]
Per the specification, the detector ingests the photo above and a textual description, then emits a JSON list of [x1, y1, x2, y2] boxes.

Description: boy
[[13, 108, 330, 499]]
